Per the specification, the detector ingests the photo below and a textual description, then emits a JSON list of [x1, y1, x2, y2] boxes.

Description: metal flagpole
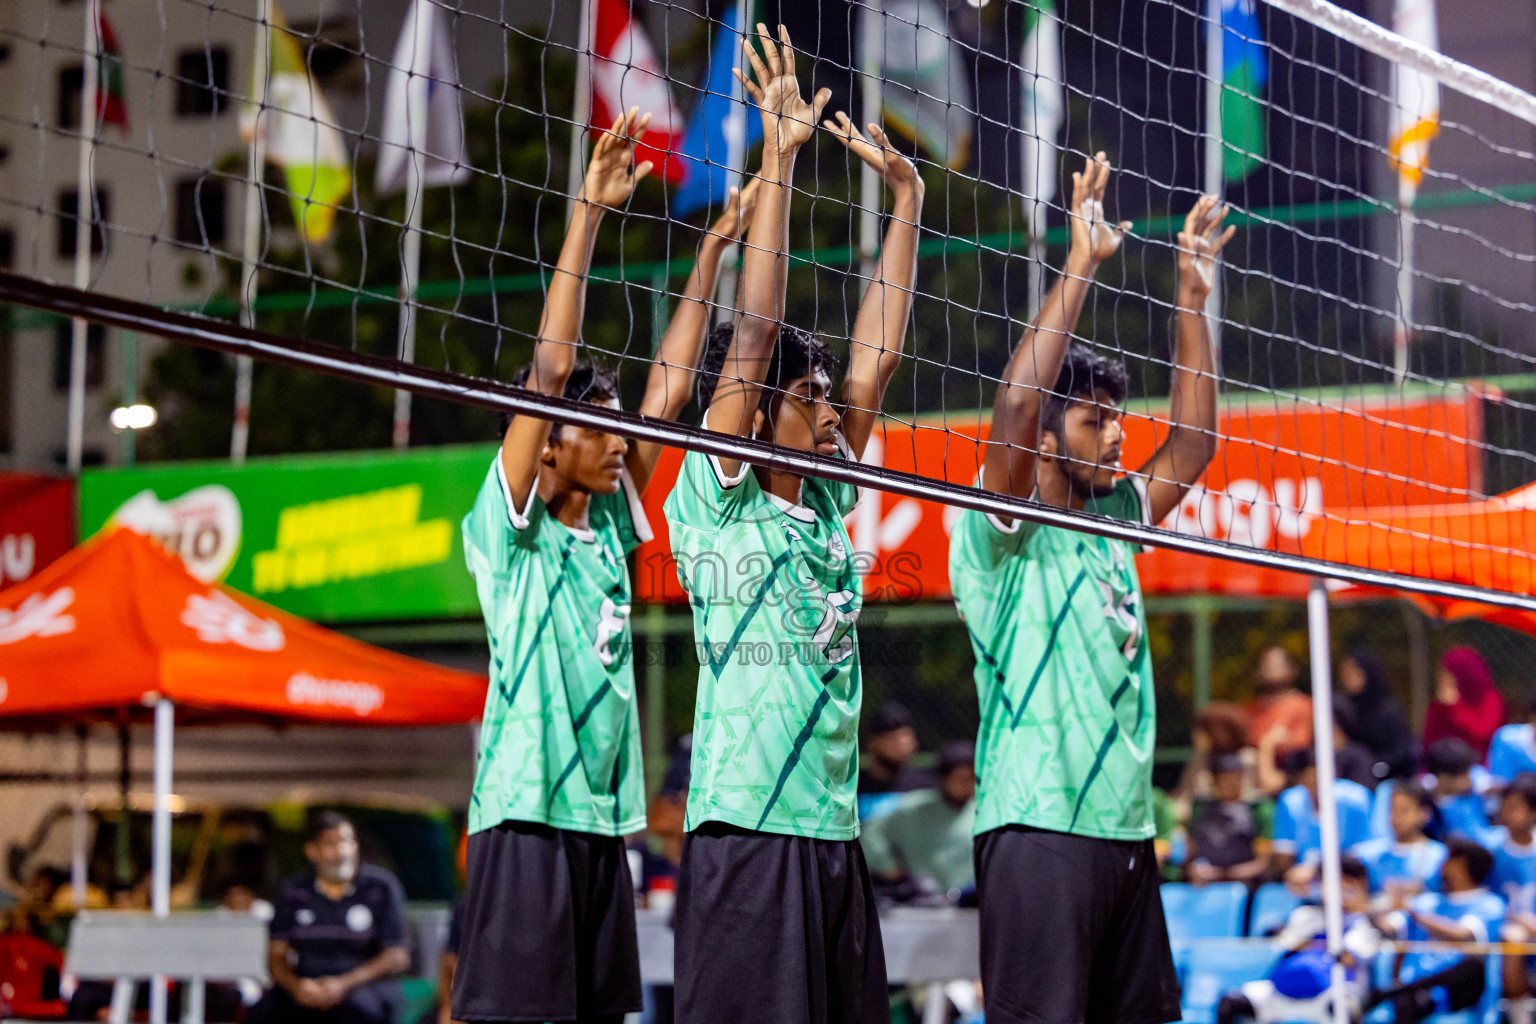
[[1204, 0, 1225, 365], [66, 0, 102, 474], [858, 0, 884, 283], [392, 4, 431, 450], [566, 0, 594, 219], [1308, 578, 1349, 1024], [1392, 198, 1416, 382], [233, 0, 271, 464], [711, 0, 753, 326], [149, 699, 174, 1024]]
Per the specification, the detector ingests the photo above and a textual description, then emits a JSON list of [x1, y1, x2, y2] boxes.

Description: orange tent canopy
[[0, 529, 486, 727]]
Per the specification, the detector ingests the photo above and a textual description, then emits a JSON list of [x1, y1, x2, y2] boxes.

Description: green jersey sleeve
[[461, 456, 540, 581]]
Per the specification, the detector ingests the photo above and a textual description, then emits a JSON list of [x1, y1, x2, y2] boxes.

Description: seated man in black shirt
[[249, 812, 411, 1024]]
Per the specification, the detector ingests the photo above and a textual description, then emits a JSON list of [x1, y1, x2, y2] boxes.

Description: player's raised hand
[[1177, 194, 1236, 301], [582, 107, 653, 209], [735, 24, 830, 159], [1067, 151, 1132, 268], [822, 112, 925, 200], [706, 176, 762, 242]]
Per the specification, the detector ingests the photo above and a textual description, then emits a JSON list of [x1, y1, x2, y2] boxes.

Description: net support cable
[[7, 268, 1533, 614]]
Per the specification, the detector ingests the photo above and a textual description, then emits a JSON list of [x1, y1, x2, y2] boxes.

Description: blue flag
[[672, 6, 762, 220]]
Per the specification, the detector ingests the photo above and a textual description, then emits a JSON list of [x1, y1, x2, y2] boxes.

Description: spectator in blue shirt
[[1489, 702, 1536, 783], [1369, 838, 1504, 1024], [1351, 780, 1446, 898], [1425, 738, 1494, 842], [1272, 749, 1373, 893], [1486, 773, 1536, 913]]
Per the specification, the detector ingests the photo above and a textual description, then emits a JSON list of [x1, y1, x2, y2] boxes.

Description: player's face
[[307, 823, 360, 883], [768, 370, 839, 455], [1390, 790, 1430, 840], [549, 399, 628, 495], [1503, 794, 1536, 834], [1055, 390, 1124, 499]]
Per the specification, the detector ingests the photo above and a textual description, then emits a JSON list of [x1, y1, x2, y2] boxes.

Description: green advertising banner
[[79, 444, 500, 622]]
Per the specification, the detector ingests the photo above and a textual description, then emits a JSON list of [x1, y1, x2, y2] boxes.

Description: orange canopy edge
[[0, 529, 487, 728]]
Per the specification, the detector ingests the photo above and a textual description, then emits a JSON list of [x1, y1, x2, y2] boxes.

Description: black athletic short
[[675, 822, 889, 1024], [451, 820, 642, 1023], [974, 825, 1181, 1024]]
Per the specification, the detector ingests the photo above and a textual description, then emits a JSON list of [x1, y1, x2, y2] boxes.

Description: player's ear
[[751, 406, 767, 441], [1038, 429, 1059, 462]]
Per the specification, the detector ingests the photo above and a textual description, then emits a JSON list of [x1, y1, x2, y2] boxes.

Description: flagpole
[[1393, 189, 1416, 383], [1021, 2, 1060, 321], [66, 0, 102, 474], [1204, 0, 1224, 368], [392, 3, 431, 450], [859, 0, 884, 283], [712, 0, 752, 326], [233, 0, 271, 465], [567, 0, 594, 218]]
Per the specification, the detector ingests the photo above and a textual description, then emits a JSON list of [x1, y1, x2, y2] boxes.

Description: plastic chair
[[1162, 882, 1249, 976], [1178, 943, 1282, 1024], [1247, 883, 1303, 937]]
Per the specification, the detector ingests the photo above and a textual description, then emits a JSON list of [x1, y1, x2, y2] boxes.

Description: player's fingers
[[757, 24, 780, 77], [1117, 220, 1133, 235], [629, 110, 652, 143], [777, 25, 796, 77], [1183, 196, 1206, 235], [1090, 152, 1110, 198], [812, 87, 832, 123], [632, 159, 654, 184], [733, 68, 764, 106], [742, 37, 770, 88], [1214, 224, 1237, 251]]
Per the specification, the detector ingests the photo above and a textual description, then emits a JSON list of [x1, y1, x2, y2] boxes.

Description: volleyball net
[[1, 0, 1534, 608]]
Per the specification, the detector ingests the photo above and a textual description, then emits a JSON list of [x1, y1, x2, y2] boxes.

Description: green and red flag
[[97, 14, 127, 129]]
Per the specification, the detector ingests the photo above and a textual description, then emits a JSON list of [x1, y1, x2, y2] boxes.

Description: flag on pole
[[239, 2, 352, 243], [96, 14, 128, 129], [376, 0, 471, 195], [589, 0, 685, 184], [1214, 0, 1268, 182], [672, 5, 762, 220], [860, 0, 974, 171], [1388, 0, 1439, 205], [1020, 0, 1063, 214]]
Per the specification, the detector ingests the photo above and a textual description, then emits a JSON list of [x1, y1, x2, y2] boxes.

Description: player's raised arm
[[982, 153, 1130, 508], [1134, 194, 1233, 525], [499, 107, 653, 509], [707, 25, 830, 479], [628, 177, 761, 491], [825, 113, 925, 461]]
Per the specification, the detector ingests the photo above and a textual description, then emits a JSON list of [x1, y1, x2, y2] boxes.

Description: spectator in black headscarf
[[1338, 648, 1414, 781]]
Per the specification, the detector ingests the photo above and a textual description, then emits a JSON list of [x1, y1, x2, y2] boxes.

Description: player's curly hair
[[499, 359, 620, 437], [695, 321, 840, 418], [1040, 344, 1129, 438]]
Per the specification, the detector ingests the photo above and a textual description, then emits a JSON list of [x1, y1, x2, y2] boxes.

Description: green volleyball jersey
[[950, 476, 1157, 840], [663, 447, 863, 840], [461, 456, 650, 836]]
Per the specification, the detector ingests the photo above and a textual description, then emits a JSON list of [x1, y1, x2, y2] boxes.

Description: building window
[[53, 319, 106, 392], [0, 229, 13, 270], [176, 47, 229, 116], [175, 176, 227, 245], [57, 64, 84, 130], [57, 188, 109, 259]]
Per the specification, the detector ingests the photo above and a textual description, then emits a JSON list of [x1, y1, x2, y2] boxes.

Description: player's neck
[[1512, 827, 1535, 847], [541, 477, 593, 532], [757, 465, 805, 509], [1036, 469, 1087, 512]]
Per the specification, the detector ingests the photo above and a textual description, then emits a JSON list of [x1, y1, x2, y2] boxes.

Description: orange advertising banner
[[633, 392, 1486, 603]]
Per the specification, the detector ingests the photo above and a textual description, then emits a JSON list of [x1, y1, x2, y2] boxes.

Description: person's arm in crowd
[[436, 949, 460, 1024], [1405, 905, 1482, 943], [628, 177, 761, 491], [1222, 852, 1272, 884], [1255, 725, 1288, 795]]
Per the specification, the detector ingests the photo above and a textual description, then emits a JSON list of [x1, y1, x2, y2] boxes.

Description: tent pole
[[116, 711, 131, 886], [72, 723, 88, 909], [150, 698, 174, 1024], [1308, 579, 1348, 1024], [1402, 601, 1430, 737]]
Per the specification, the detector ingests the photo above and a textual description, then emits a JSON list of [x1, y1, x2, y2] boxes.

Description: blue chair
[[1247, 883, 1303, 937], [1179, 943, 1282, 1024], [1162, 882, 1249, 976]]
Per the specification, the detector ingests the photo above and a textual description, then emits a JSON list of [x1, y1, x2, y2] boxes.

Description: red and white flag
[[588, 0, 685, 183]]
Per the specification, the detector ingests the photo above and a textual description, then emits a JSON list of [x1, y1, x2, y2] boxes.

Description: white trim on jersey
[[618, 468, 655, 543], [1126, 474, 1154, 554], [495, 456, 541, 532], [765, 491, 816, 523]]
